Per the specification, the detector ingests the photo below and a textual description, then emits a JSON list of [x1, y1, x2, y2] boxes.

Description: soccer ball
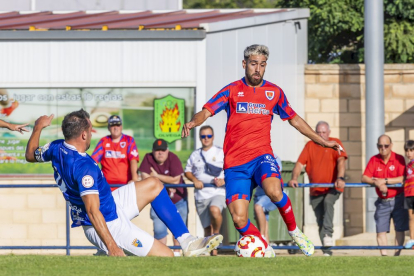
[[235, 235, 266, 257]]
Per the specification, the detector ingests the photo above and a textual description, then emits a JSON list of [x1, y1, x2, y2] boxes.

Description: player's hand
[[168, 188, 176, 198], [108, 247, 126, 257], [288, 179, 299, 188], [335, 178, 345, 189], [373, 178, 386, 188], [181, 121, 196, 138], [214, 178, 225, 187], [378, 183, 388, 195], [34, 114, 54, 130], [323, 140, 344, 155], [193, 179, 204, 189], [8, 123, 30, 134]]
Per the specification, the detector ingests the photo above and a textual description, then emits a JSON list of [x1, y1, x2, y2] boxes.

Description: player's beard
[[246, 71, 263, 86]]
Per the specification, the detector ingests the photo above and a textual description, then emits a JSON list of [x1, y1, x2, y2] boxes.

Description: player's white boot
[[289, 227, 314, 257], [264, 245, 276, 258], [182, 234, 223, 257]]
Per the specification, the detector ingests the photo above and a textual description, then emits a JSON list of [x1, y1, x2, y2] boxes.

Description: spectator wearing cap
[[184, 126, 225, 256], [91, 115, 140, 191], [362, 134, 408, 256], [138, 139, 188, 253]]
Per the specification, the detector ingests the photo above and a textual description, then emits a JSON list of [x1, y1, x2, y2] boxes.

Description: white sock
[[176, 233, 192, 248], [288, 226, 299, 235]]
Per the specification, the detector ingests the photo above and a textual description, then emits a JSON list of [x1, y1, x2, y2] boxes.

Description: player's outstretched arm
[[0, 119, 29, 134], [288, 114, 342, 154], [181, 109, 212, 138], [82, 194, 125, 257], [25, 114, 54, 162]]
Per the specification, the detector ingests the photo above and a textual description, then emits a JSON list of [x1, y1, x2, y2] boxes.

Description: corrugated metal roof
[[0, 9, 288, 31]]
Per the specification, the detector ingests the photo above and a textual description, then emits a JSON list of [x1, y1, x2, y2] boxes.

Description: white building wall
[[0, 40, 197, 87], [204, 19, 308, 162]]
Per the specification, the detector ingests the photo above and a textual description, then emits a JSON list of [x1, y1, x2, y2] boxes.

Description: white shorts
[[83, 183, 155, 256]]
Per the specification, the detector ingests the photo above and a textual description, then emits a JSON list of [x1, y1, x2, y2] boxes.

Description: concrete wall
[[304, 64, 414, 237]]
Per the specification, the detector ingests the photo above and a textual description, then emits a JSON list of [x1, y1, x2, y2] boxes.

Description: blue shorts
[[224, 154, 282, 205]]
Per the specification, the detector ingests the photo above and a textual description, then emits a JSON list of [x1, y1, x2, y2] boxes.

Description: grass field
[[0, 255, 411, 276]]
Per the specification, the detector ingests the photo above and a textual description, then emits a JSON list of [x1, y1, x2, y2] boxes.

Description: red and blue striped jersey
[[203, 77, 296, 169], [91, 134, 139, 188]]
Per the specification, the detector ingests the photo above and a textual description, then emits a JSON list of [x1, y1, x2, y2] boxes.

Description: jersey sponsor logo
[[265, 90, 274, 100], [130, 149, 138, 157], [132, 238, 143, 247], [105, 143, 111, 147], [376, 167, 382, 172], [236, 102, 270, 115], [81, 175, 94, 188], [389, 165, 395, 171], [236, 102, 248, 113], [120, 142, 126, 148], [238, 91, 244, 97], [105, 151, 126, 158]]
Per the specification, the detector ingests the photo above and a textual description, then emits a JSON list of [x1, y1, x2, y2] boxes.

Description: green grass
[[0, 255, 411, 276]]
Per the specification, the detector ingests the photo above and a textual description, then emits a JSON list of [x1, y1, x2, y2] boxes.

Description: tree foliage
[[184, 0, 414, 63]]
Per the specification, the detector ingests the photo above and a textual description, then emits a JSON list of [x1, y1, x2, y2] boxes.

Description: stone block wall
[[305, 64, 414, 236]]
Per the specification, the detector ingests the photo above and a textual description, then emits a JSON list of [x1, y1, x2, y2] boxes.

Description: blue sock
[[151, 187, 189, 239]]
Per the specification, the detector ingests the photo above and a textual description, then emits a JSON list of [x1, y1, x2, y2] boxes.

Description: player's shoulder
[[329, 137, 342, 144], [121, 134, 134, 142], [217, 79, 243, 93], [393, 152, 406, 163], [262, 80, 283, 92], [74, 155, 100, 173]]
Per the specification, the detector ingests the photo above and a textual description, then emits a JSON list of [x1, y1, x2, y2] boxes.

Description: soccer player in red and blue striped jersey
[[182, 44, 343, 257]]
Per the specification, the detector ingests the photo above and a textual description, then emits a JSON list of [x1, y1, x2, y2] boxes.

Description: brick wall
[[305, 64, 414, 236]]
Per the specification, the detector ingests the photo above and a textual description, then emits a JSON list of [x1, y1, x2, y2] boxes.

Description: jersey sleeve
[[34, 140, 58, 163], [138, 154, 152, 174], [74, 160, 100, 197], [203, 84, 231, 116], [335, 139, 348, 160], [363, 157, 375, 178], [91, 138, 104, 163], [273, 87, 296, 121], [169, 153, 184, 177], [127, 138, 140, 162]]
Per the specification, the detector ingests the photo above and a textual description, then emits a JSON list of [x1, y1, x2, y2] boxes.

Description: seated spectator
[[185, 126, 225, 256], [253, 155, 282, 244], [138, 139, 187, 256], [361, 134, 408, 256], [404, 140, 414, 249]]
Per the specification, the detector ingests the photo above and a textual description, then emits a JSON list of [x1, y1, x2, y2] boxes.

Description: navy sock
[[151, 187, 189, 239]]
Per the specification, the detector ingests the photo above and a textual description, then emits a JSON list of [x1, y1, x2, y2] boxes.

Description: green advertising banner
[[154, 95, 185, 143]]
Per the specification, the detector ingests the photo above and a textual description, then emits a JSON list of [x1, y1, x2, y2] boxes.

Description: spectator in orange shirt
[[362, 134, 408, 256], [288, 121, 347, 256]]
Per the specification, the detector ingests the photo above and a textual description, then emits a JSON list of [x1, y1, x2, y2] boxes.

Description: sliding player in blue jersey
[[25, 109, 222, 257]]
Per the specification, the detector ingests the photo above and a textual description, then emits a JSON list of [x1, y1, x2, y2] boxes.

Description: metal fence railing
[[0, 183, 409, 255]]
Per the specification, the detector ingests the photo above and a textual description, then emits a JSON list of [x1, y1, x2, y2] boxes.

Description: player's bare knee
[[266, 189, 283, 202], [209, 206, 221, 218], [232, 214, 248, 228]]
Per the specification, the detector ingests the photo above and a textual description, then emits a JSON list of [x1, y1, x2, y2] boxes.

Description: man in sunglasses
[[362, 134, 408, 256], [185, 125, 225, 256], [138, 139, 188, 256]]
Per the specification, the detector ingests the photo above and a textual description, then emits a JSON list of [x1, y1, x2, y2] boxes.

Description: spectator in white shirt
[[185, 126, 225, 256]]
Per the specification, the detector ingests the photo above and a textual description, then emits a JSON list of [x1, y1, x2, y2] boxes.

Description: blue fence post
[[66, 201, 70, 256]]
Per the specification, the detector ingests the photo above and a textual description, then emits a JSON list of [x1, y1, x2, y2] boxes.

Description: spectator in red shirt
[[288, 121, 347, 256], [362, 134, 408, 256], [91, 115, 140, 191], [139, 139, 187, 255]]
